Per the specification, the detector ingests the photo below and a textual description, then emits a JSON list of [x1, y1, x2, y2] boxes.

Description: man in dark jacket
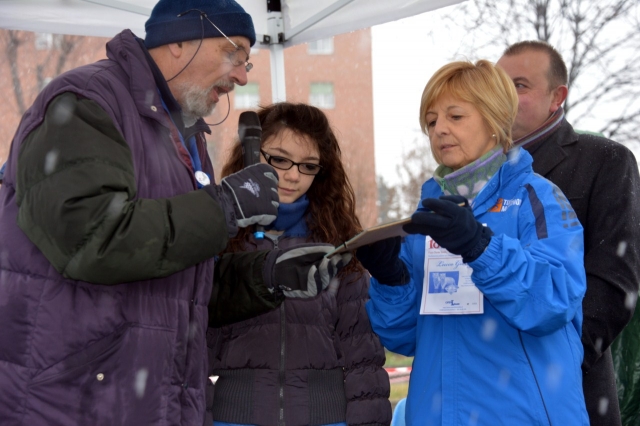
[[497, 40, 640, 426], [0, 0, 349, 425]]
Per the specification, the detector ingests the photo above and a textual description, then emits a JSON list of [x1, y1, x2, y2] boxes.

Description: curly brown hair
[[221, 102, 364, 275]]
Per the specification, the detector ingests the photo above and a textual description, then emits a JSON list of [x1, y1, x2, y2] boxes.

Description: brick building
[[0, 28, 377, 226], [0, 31, 108, 172]]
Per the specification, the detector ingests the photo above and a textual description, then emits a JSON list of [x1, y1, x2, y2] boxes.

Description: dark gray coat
[[525, 119, 640, 426]]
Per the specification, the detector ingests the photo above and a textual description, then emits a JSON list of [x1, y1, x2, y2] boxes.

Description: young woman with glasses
[[206, 102, 392, 426]]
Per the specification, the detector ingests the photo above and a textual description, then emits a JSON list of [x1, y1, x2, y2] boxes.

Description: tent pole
[[267, 12, 286, 102], [285, 0, 356, 40], [81, 0, 151, 16]]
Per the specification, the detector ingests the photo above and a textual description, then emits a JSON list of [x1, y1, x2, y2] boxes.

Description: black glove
[[402, 195, 493, 263], [356, 236, 409, 285], [220, 163, 279, 227], [263, 244, 352, 298]]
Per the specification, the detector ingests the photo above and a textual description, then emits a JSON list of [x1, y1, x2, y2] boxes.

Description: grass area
[[384, 350, 412, 412], [383, 350, 413, 368], [390, 381, 409, 401]]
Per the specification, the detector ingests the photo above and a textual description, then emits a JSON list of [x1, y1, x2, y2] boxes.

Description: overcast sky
[[371, 2, 640, 186], [371, 4, 466, 185]]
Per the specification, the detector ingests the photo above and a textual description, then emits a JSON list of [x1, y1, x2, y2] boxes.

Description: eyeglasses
[[177, 9, 253, 73], [261, 150, 323, 176]]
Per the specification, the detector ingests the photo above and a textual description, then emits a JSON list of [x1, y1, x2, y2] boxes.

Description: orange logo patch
[[488, 198, 503, 212]]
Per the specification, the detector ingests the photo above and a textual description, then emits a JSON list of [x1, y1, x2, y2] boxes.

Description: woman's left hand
[[402, 195, 493, 263]]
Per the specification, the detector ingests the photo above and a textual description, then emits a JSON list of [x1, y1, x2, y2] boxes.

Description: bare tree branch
[[56, 35, 85, 76], [5, 31, 27, 115], [433, 0, 640, 147], [376, 137, 438, 221], [382, 0, 640, 220]]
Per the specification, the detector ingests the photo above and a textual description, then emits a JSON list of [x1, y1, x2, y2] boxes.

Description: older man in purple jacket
[[0, 1, 350, 425]]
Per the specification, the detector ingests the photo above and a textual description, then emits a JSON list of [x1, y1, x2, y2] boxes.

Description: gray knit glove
[[263, 244, 352, 298], [220, 163, 279, 227]]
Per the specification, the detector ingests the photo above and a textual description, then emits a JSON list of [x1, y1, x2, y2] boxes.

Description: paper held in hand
[[326, 217, 412, 257]]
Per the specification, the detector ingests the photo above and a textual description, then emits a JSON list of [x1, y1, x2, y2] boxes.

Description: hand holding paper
[[326, 217, 411, 257], [264, 244, 352, 298], [355, 236, 409, 286], [403, 195, 493, 263]]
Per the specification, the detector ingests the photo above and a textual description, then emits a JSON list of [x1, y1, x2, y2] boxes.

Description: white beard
[[178, 79, 234, 126]]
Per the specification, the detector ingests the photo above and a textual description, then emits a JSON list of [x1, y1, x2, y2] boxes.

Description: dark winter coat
[[207, 233, 392, 426], [525, 119, 640, 426], [0, 30, 236, 425]]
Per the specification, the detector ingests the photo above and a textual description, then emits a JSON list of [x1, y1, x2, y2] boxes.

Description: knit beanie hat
[[144, 0, 256, 49]]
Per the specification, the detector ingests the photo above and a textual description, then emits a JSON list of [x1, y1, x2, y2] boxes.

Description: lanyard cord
[[159, 96, 209, 188]]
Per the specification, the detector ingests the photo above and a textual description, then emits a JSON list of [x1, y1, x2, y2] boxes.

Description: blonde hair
[[419, 59, 518, 152]]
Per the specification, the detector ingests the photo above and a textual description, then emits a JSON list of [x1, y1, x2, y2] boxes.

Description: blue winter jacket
[[366, 149, 589, 425]]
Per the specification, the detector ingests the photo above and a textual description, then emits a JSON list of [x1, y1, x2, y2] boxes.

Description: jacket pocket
[[27, 323, 176, 426]]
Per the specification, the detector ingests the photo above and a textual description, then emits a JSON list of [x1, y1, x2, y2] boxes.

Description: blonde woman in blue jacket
[[357, 60, 589, 425]]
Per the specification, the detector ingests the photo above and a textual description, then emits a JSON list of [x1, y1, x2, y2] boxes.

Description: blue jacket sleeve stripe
[[525, 183, 548, 239]]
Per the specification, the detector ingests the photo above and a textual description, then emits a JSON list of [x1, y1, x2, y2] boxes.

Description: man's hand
[[220, 163, 279, 227], [263, 244, 352, 298], [403, 195, 493, 263], [355, 236, 409, 285]]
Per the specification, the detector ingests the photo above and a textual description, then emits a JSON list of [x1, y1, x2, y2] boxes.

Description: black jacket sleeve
[[15, 92, 231, 284], [581, 139, 640, 371], [209, 250, 284, 327], [336, 271, 392, 426]]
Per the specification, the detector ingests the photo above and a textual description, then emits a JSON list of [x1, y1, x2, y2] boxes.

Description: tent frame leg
[[267, 12, 286, 102]]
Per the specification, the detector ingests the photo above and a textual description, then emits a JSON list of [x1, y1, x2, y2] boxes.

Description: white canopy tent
[[0, 0, 464, 101]]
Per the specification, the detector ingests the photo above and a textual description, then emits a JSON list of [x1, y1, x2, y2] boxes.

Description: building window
[[234, 83, 260, 110], [308, 38, 334, 55], [34, 33, 53, 50], [309, 82, 335, 109]]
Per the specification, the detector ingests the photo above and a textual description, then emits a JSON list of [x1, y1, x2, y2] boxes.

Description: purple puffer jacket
[[0, 31, 217, 425]]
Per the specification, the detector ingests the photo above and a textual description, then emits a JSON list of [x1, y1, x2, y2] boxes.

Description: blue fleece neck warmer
[[144, 0, 256, 49], [267, 195, 309, 237]]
